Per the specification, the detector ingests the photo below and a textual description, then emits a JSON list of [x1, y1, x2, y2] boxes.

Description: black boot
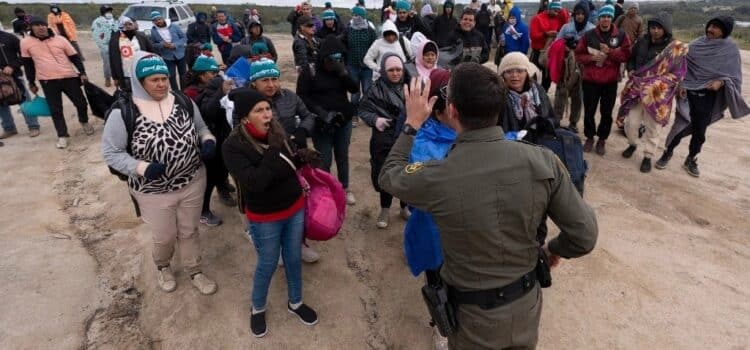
[[655, 150, 673, 170], [683, 156, 700, 177], [640, 157, 652, 173], [622, 145, 637, 158]]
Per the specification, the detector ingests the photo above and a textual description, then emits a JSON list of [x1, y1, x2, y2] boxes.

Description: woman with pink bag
[[222, 88, 321, 338]]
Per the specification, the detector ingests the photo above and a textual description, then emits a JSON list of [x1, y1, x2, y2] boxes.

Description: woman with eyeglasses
[[358, 53, 410, 229], [297, 35, 360, 205], [496, 52, 557, 133]]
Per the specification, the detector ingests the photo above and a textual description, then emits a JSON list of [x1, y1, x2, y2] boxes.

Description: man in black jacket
[[0, 30, 40, 139], [11, 8, 29, 37], [432, 0, 459, 48], [457, 9, 489, 64], [186, 12, 212, 68], [297, 36, 359, 204]]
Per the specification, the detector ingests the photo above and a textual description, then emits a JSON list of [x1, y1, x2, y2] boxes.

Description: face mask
[[105, 13, 113, 19], [509, 18, 517, 25], [123, 29, 136, 36]]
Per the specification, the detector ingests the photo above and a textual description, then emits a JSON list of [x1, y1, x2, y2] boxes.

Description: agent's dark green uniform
[[379, 126, 598, 349]]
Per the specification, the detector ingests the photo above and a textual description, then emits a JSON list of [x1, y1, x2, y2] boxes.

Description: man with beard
[[21, 17, 91, 149], [150, 11, 187, 91], [656, 16, 750, 177], [109, 16, 155, 90], [456, 9, 489, 64]]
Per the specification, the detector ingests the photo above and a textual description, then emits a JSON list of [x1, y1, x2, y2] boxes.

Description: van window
[[168, 8, 179, 22], [176, 6, 189, 20], [182, 6, 195, 18], [123, 6, 165, 21]]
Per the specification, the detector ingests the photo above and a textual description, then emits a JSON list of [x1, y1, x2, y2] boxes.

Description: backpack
[[105, 90, 195, 182], [296, 165, 346, 241], [0, 73, 22, 106], [525, 117, 587, 196], [0, 45, 23, 106]]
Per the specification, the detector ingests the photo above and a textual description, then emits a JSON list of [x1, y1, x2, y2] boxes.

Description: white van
[[122, 1, 196, 37]]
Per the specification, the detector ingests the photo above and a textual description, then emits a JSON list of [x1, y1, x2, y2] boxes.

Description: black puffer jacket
[[194, 76, 231, 141], [627, 11, 673, 72], [359, 53, 407, 153], [292, 33, 320, 70], [223, 129, 303, 214], [231, 88, 318, 138], [297, 36, 359, 126]]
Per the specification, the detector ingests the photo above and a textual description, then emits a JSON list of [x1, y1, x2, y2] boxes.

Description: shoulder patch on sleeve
[[405, 162, 424, 174]]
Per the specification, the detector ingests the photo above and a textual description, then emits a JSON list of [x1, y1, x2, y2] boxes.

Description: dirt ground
[[1, 32, 749, 350]]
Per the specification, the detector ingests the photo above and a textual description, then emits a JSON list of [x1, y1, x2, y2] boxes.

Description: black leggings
[[370, 133, 407, 209], [667, 89, 717, 158], [202, 141, 229, 213], [582, 81, 618, 140], [40, 77, 88, 137]]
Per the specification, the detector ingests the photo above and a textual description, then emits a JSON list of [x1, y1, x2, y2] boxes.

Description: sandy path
[[0, 32, 748, 349]]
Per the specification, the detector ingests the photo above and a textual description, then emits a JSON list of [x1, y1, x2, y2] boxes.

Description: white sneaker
[[157, 266, 177, 292], [376, 208, 389, 229], [191, 273, 218, 295], [56, 137, 68, 149], [400, 207, 411, 221], [346, 191, 356, 205], [302, 245, 320, 263]]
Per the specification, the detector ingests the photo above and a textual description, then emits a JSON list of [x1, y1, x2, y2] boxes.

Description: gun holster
[[536, 247, 552, 288], [421, 275, 458, 337]]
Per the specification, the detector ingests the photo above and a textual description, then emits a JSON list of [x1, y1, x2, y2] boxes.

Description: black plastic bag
[[84, 82, 115, 119]]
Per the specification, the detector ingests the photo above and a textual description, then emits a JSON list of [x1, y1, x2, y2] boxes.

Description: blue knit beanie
[[249, 59, 280, 82], [548, 1, 562, 10], [352, 6, 367, 17], [192, 56, 220, 72], [251, 42, 270, 55], [135, 55, 169, 80], [598, 5, 615, 18], [150, 10, 162, 20], [396, 0, 411, 12], [321, 9, 337, 21]]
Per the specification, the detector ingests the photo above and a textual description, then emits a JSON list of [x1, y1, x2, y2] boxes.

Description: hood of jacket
[[509, 6, 523, 22], [647, 11, 673, 38], [318, 35, 346, 61], [706, 16, 734, 38], [379, 52, 405, 85], [382, 20, 399, 38], [573, 1, 590, 23], [129, 51, 166, 101], [415, 40, 438, 78], [247, 19, 263, 38], [442, 1, 455, 17]]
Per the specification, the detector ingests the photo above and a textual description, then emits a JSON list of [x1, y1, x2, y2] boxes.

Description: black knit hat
[[14, 7, 25, 14], [707, 16, 734, 38], [229, 88, 271, 121], [29, 16, 47, 26]]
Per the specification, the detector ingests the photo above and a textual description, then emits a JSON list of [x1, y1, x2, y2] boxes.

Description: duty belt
[[447, 271, 537, 310]]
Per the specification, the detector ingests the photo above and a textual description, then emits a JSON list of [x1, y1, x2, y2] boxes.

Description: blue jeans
[[347, 65, 373, 115], [248, 208, 305, 309], [99, 47, 112, 80], [0, 83, 39, 132], [312, 120, 352, 189]]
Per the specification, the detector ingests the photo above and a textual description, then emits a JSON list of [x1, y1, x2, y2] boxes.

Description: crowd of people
[[1, 0, 748, 348]]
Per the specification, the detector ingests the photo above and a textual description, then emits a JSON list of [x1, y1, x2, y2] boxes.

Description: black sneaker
[[683, 157, 700, 177], [250, 311, 267, 337], [655, 151, 672, 170], [640, 157, 652, 173], [622, 145, 637, 158], [288, 303, 318, 326]]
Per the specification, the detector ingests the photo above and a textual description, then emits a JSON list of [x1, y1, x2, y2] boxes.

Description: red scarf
[[243, 122, 268, 141]]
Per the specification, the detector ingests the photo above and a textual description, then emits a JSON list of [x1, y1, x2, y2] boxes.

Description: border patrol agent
[[379, 63, 598, 349]]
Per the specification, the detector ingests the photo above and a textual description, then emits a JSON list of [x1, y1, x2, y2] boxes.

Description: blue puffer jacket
[[403, 117, 457, 276]]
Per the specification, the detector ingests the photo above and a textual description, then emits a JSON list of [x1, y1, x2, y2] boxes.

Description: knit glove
[[375, 117, 391, 132], [201, 140, 216, 160], [144, 162, 167, 180]]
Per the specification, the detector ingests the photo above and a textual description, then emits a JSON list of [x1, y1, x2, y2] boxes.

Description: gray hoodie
[[102, 51, 212, 178]]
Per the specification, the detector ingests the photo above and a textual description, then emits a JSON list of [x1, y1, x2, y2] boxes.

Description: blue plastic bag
[[225, 58, 251, 87], [404, 118, 457, 276], [20, 96, 51, 117]]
